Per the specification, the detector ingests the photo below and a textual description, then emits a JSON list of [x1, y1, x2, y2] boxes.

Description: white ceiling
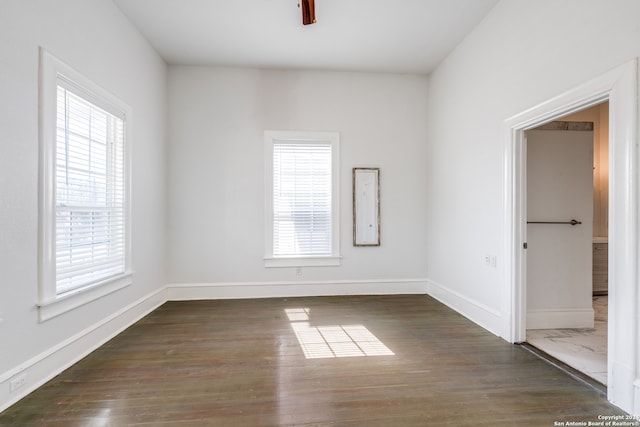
[[113, 0, 498, 74]]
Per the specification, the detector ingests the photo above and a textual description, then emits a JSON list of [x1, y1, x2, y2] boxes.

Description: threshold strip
[[518, 342, 607, 396]]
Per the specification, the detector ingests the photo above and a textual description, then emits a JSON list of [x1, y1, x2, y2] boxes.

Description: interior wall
[[525, 129, 594, 329], [425, 0, 640, 337], [0, 0, 167, 409], [167, 67, 429, 287], [559, 103, 610, 238]]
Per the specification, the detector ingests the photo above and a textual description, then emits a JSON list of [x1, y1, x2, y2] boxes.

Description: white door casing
[[502, 59, 638, 414]]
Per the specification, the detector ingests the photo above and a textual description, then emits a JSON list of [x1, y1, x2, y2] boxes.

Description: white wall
[[425, 0, 640, 334], [525, 129, 594, 329], [425, 0, 640, 413], [0, 0, 167, 411], [167, 67, 429, 292]]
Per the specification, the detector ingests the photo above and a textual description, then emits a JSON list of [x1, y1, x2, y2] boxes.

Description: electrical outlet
[[483, 255, 491, 266], [9, 374, 26, 393]]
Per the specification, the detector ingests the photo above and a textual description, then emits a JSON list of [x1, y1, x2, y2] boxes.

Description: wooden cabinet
[[593, 242, 608, 295]]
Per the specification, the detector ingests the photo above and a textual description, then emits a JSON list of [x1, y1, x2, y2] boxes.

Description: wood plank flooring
[[0, 295, 627, 426]]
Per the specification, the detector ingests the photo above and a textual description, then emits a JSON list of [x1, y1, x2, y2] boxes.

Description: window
[[264, 131, 340, 267], [38, 49, 131, 321]]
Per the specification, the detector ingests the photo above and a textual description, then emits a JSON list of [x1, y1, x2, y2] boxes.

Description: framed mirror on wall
[[353, 168, 380, 246]]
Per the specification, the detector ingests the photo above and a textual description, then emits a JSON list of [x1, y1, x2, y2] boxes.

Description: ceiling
[[112, 0, 498, 74]]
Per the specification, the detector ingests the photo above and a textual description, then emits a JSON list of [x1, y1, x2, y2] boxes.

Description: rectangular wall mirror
[[353, 168, 380, 246]]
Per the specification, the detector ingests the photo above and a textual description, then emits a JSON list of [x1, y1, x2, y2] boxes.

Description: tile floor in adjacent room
[[526, 296, 608, 385]]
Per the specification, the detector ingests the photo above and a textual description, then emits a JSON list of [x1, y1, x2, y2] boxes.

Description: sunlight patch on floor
[[286, 308, 394, 359]]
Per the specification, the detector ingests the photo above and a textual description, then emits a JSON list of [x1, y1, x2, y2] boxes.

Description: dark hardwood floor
[[0, 295, 626, 426]]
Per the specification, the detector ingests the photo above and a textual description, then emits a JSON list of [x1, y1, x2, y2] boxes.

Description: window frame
[[37, 49, 132, 322], [264, 130, 341, 268]]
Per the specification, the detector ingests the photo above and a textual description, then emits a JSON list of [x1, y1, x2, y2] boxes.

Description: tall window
[[55, 80, 126, 294], [265, 131, 340, 267], [39, 50, 131, 320]]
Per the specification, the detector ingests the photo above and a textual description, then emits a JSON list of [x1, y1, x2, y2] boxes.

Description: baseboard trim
[[519, 343, 606, 395], [0, 287, 167, 413], [527, 308, 595, 329], [425, 279, 502, 336], [166, 279, 429, 301]]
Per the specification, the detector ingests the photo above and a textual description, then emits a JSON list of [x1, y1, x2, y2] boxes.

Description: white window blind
[[55, 79, 126, 295], [273, 141, 332, 257]]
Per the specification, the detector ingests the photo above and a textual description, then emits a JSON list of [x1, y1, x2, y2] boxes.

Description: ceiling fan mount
[[298, 0, 316, 25]]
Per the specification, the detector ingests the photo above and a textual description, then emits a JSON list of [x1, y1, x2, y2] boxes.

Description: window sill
[[264, 256, 342, 268], [37, 272, 133, 322]]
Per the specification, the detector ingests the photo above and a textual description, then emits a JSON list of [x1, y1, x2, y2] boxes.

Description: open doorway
[[502, 60, 638, 413], [524, 102, 609, 386]]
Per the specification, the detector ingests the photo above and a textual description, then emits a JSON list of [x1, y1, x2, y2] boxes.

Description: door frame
[[502, 59, 638, 413]]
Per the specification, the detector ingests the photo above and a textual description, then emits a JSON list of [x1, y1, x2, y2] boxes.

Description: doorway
[[524, 103, 608, 385], [502, 60, 638, 413]]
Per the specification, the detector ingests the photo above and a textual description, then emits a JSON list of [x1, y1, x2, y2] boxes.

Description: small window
[[38, 50, 131, 320], [264, 131, 341, 267]]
